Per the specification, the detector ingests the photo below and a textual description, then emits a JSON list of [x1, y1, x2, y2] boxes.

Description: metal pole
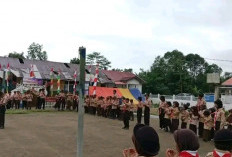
[[77, 47, 86, 157], [1, 70, 6, 93]]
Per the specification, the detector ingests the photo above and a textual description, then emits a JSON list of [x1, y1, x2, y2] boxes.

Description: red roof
[[222, 78, 232, 86], [101, 70, 136, 82]]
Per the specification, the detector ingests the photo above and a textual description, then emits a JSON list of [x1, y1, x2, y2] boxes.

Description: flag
[[50, 68, 54, 96], [73, 70, 77, 93], [57, 69, 61, 93], [30, 64, 35, 78]]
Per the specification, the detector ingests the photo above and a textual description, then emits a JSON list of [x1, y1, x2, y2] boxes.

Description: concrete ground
[[0, 111, 214, 157]]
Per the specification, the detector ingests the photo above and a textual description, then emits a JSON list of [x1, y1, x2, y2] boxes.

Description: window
[[64, 63, 70, 68], [19, 58, 24, 64]]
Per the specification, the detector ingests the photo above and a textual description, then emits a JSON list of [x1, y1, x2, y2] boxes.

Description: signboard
[[23, 78, 43, 85], [207, 73, 220, 84]]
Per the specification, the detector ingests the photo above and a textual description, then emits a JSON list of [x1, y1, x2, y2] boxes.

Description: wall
[[126, 79, 142, 92]]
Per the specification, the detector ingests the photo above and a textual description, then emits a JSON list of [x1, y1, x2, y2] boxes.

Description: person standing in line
[[180, 104, 189, 129], [214, 99, 226, 132], [189, 106, 199, 134], [171, 101, 180, 133], [14, 91, 20, 109], [111, 97, 117, 119], [129, 99, 134, 121], [10, 91, 15, 109], [73, 93, 79, 112], [203, 109, 214, 142], [196, 93, 206, 111], [40, 89, 46, 110], [144, 94, 151, 126], [226, 109, 232, 130], [159, 96, 166, 129], [5, 92, 11, 109], [122, 98, 130, 130], [137, 97, 143, 124], [60, 90, 66, 111], [22, 92, 27, 110], [66, 92, 73, 111], [0, 92, 7, 129], [26, 90, 33, 110], [164, 101, 172, 132], [198, 105, 206, 138]]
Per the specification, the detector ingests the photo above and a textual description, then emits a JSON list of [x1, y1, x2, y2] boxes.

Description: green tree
[[8, 52, 25, 59], [87, 52, 111, 69], [70, 57, 80, 64], [26, 42, 48, 60]]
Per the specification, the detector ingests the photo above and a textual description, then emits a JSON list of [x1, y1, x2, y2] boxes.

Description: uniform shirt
[[204, 115, 214, 130], [164, 107, 172, 119], [112, 100, 118, 109], [26, 94, 33, 102], [226, 113, 232, 126], [172, 107, 180, 119], [196, 98, 206, 109], [206, 149, 232, 157], [40, 92, 46, 99], [190, 115, 199, 125], [144, 98, 151, 108], [181, 110, 190, 123], [215, 108, 226, 129], [198, 110, 205, 123], [137, 101, 143, 109], [179, 151, 199, 157], [129, 102, 134, 112]]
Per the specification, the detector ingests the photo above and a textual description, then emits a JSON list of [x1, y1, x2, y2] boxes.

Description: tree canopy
[[138, 50, 222, 95], [70, 57, 80, 64], [27, 42, 48, 60], [86, 52, 111, 69], [8, 52, 25, 59]]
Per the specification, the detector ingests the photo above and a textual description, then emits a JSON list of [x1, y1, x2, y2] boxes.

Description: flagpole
[[77, 46, 86, 157]]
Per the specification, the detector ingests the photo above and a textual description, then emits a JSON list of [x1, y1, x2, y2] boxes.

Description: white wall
[[126, 79, 142, 92]]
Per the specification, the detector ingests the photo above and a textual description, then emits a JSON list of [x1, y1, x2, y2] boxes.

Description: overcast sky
[[0, 0, 232, 73]]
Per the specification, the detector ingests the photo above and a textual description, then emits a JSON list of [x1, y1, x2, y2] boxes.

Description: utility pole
[[77, 47, 86, 157]]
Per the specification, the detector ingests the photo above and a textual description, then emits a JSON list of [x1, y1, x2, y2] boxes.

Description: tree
[[86, 52, 111, 69], [138, 50, 223, 95], [70, 57, 80, 64], [26, 42, 48, 60], [8, 52, 25, 59]]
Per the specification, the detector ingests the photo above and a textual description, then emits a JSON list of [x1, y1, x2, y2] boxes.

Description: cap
[[214, 129, 232, 142], [133, 124, 160, 156]]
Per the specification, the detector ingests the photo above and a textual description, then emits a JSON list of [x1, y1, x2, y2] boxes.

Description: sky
[[0, 0, 232, 73]]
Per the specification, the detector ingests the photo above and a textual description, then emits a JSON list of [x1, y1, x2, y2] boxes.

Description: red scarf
[[213, 150, 231, 157], [179, 151, 199, 157]]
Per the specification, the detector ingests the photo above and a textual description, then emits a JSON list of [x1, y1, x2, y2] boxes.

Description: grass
[[6, 109, 75, 114]]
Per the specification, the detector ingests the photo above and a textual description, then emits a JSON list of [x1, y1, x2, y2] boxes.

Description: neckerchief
[[213, 150, 231, 157], [179, 151, 199, 157]]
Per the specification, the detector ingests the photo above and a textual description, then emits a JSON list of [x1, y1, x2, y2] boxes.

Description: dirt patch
[[0, 112, 214, 157]]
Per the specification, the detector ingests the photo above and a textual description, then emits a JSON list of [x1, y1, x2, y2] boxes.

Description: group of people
[[123, 125, 232, 157], [158, 94, 232, 142], [54, 91, 79, 111], [83, 90, 152, 130]]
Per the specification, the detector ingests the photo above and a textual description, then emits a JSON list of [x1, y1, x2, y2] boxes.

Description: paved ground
[[0, 111, 214, 157]]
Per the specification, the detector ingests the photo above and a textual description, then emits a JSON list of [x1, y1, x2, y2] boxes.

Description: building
[[101, 70, 144, 92], [0, 57, 143, 94]]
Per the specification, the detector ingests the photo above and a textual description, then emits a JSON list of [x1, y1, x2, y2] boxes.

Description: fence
[[150, 94, 232, 111]]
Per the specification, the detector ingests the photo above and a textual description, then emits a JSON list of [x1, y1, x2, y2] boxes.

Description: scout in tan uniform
[[196, 93, 206, 111], [73, 93, 78, 112], [26, 91, 33, 110], [164, 101, 172, 132], [171, 101, 180, 133], [180, 104, 189, 129], [144, 94, 151, 126], [122, 98, 130, 130], [129, 99, 134, 121], [206, 129, 232, 157], [136, 97, 143, 124], [203, 109, 214, 142], [84, 95, 89, 113], [66, 93, 73, 110], [111, 97, 117, 119], [198, 105, 206, 138], [92, 95, 97, 115], [189, 106, 199, 134], [226, 109, 232, 131], [159, 96, 166, 129], [14, 91, 20, 109], [214, 99, 226, 131], [40, 89, 46, 110]]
